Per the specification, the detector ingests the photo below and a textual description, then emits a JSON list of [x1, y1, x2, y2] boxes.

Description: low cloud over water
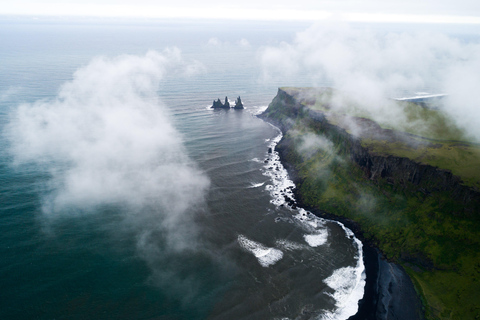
[[6, 49, 210, 254]]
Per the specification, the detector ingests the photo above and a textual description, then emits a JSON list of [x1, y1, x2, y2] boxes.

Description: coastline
[[292, 197, 425, 320], [260, 114, 425, 320]]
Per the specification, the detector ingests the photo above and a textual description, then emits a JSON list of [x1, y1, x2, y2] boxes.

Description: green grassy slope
[[264, 88, 480, 320]]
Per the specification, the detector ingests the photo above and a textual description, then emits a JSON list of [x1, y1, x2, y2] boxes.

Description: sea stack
[[211, 97, 230, 109], [211, 96, 231, 109], [234, 96, 244, 109]]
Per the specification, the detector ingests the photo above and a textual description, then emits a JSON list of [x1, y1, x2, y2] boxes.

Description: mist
[[259, 22, 480, 141], [6, 49, 210, 260]]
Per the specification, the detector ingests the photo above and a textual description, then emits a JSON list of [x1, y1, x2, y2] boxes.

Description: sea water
[[0, 18, 365, 320]]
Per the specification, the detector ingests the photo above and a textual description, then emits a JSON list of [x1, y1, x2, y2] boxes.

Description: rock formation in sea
[[234, 96, 244, 109], [211, 96, 231, 109]]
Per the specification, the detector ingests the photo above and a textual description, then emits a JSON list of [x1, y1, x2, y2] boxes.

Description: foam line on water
[[319, 238, 365, 320], [247, 182, 265, 188], [262, 131, 297, 208]]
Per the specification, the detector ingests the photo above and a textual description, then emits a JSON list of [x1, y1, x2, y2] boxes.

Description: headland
[[259, 87, 480, 320]]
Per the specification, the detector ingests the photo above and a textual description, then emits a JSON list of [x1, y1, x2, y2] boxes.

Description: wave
[[247, 182, 265, 188], [319, 246, 365, 320], [261, 127, 366, 320], [248, 105, 269, 116], [237, 235, 284, 267], [250, 157, 264, 163], [304, 231, 329, 247]]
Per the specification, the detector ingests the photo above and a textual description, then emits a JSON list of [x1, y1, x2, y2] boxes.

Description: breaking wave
[[237, 235, 284, 267]]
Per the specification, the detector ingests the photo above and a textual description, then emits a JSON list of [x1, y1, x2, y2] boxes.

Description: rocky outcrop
[[211, 96, 245, 109], [211, 96, 231, 109], [234, 96, 244, 109]]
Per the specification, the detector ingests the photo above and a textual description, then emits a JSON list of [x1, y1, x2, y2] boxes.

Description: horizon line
[[1, 10, 480, 25]]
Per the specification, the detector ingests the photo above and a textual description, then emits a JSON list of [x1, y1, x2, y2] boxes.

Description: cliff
[[260, 88, 480, 320]]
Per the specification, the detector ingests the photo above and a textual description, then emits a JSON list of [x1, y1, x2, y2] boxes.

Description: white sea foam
[[319, 264, 365, 320], [248, 182, 265, 188], [304, 231, 329, 247], [249, 105, 269, 115], [238, 235, 284, 267], [262, 132, 297, 207], [294, 209, 326, 231], [317, 223, 365, 320]]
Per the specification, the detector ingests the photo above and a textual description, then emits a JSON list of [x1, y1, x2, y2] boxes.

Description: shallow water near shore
[[0, 19, 366, 320]]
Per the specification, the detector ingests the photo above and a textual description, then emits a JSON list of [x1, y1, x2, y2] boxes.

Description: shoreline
[[260, 114, 425, 320], [293, 196, 425, 320]]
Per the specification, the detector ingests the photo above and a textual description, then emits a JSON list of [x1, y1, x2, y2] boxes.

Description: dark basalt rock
[[234, 96, 244, 109], [211, 96, 231, 109]]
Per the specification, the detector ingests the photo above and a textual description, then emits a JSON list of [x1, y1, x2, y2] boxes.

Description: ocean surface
[[4, 18, 475, 320]]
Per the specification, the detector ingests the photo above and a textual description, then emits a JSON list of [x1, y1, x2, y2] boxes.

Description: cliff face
[[260, 88, 480, 320]]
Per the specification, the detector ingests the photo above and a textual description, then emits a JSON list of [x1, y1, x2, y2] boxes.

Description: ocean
[[4, 17, 475, 320]]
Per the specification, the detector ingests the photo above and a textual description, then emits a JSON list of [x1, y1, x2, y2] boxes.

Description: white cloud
[[207, 37, 222, 46], [238, 38, 251, 47], [259, 22, 480, 141], [6, 49, 210, 252]]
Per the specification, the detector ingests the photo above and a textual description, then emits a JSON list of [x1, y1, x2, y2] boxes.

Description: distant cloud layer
[[259, 22, 480, 141], [3, 0, 479, 22]]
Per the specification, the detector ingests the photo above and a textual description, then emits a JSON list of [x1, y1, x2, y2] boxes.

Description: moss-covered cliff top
[[278, 87, 480, 189]]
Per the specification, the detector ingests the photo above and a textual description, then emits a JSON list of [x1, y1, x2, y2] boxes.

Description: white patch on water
[[249, 105, 269, 115], [238, 235, 284, 267], [304, 231, 329, 247], [248, 182, 265, 188]]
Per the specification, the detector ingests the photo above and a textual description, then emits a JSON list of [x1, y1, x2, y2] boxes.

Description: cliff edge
[[260, 88, 480, 320]]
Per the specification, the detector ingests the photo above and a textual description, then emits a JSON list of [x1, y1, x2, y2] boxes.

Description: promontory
[[260, 87, 480, 320]]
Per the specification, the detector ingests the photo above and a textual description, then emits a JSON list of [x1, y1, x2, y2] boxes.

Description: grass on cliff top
[[281, 87, 480, 188]]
